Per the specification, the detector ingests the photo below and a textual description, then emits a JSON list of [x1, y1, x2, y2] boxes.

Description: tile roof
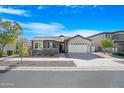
[[87, 30, 124, 38], [31, 36, 70, 42], [31, 35, 91, 42]]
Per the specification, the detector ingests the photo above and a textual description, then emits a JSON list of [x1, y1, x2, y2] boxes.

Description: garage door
[[68, 44, 88, 53]]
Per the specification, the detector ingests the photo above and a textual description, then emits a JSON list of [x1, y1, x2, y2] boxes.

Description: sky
[[0, 5, 124, 38]]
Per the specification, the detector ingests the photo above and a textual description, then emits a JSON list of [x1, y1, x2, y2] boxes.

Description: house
[[88, 31, 124, 52], [31, 35, 91, 56], [16, 38, 31, 50], [0, 44, 17, 54], [0, 38, 31, 54]]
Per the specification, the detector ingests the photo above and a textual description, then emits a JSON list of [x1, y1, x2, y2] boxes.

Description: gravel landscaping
[[0, 61, 76, 67]]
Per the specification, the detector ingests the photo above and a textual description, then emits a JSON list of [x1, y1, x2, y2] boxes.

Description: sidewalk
[[92, 52, 112, 58], [0, 55, 18, 62], [0, 57, 124, 70], [73, 58, 124, 67]]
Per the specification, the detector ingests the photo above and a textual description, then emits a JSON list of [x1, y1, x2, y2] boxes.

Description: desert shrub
[[47, 49, 55, 56], [100, 38, 114, 53], [7, 49, 13, 56], [18, 44, 28, 57], [0, 50, 3, 57]]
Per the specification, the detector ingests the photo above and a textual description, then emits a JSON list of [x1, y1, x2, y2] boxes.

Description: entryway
[[59, 43, 65, 53]]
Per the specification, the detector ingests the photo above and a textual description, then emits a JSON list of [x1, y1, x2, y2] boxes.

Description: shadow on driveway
[[65, 53, 103, 60]]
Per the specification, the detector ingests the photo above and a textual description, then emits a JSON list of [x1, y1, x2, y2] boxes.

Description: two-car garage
[[67, 35, 91, 53]]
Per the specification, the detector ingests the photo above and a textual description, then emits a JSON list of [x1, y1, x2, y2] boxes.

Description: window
[[48, 42, 53, 48], [35, 43, 38, 49]]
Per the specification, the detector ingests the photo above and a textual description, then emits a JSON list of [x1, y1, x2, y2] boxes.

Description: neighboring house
[[16, 38, 31, 50], [88, 31, 124, 52], [0, 43, 17, 54], [31, 35, 91, 55], [0, 38, 31, 54]]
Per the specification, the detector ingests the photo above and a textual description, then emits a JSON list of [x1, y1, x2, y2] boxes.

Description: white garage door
[[68, 44, 88, 53]]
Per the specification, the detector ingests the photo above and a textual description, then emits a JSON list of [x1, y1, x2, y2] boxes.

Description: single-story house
[[0, 44, 17, 54], [88, 31, 124, 52], [0, 38, 31, 54], [31, 35, 91, 55]]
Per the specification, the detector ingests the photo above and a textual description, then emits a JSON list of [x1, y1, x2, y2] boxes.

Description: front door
[[59, 43, 65, 53]]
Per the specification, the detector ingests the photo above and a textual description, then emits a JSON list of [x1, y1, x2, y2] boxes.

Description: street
[[1, 70, 124, 88]]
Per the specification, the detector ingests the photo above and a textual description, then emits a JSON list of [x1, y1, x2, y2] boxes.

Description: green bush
[[112, 52, 124, 56], [0, 51, 3, 57], [7, 49, 13, 56]]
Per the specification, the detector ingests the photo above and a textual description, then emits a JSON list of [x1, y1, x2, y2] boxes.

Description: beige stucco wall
[[67, 36, 91, 53], [33, 40, 43, 50], [88, 32, 124, 52], [3, 44, 17, 54], [68, 37, 91, 44], [114, 32, 124, 34], [88, 34, 106, 51]]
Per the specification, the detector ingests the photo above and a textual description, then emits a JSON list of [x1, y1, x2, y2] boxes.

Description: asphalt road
[[0, 70, 124, 88]]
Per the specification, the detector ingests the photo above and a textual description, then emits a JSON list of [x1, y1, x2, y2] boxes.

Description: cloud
[[1, 18, 102, 37], [37, 6, 50, 10], [59, 5, 104, 14], [21, 22, 65, 34], [64, 5, 87, 9], [0, 7, 30, 16], [21, 21, 101, 37], [64, 5, 101, 9], [53, 29, 101, 37], [37, 6, 44, 10]]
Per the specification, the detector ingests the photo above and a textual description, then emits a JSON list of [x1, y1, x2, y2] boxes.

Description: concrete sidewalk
[[0, 57, 124, 70], [4, 57, 124, 67], [0, 55, 17, 62], [74, 58, 124, 67]]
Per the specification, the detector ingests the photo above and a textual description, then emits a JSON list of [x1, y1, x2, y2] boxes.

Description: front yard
[[0, 60, 76, 67], [0, 53, 124, 68]]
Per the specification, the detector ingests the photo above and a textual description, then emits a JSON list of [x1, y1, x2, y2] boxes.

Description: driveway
[[64, 53, 103, 60]]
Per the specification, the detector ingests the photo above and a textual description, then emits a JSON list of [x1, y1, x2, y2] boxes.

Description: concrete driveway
[[65, 53, 102, 60]]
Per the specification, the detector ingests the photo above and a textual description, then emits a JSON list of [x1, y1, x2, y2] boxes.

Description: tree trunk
[[103, 48, 106, 54], [21, 56, 23, 64], [1, 43, 7, 54], [1, 46, 4, 53]]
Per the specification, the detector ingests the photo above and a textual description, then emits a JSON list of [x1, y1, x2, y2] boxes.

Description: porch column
[[115, 43, 118, 52], [32, 41, 34, 49]]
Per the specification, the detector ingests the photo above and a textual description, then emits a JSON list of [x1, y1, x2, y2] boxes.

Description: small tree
[[100, 38, 113, 53], [18, 43, 28, 63], [0, 18, 23, 54]]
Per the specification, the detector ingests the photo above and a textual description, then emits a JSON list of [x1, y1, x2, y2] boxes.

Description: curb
[[1, 66, 124, 71]]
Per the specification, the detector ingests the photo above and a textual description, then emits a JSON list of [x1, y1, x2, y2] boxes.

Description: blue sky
[[0, 5, 124, 38]]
